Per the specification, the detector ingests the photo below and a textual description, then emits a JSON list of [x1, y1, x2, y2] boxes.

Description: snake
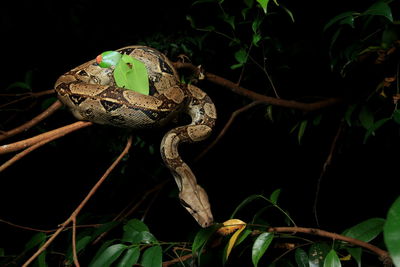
[[54, 45, 216, 227]]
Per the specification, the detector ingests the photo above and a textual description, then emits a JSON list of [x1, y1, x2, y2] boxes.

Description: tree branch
[[0, 99, 63, 142], [267, 226, 391, 265], [22, 136, 132, 267], [163, 225, 392, 266], [0, 121, 92, 155], [173, 62, 343, 112]]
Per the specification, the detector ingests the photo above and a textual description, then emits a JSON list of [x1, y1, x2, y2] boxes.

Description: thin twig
[[92, 180, 168, 245], [313, 120, 346, 226], [0, 218, 101, 233], [0, 89, 55, 109], [195, 101, 264, 161], [72, 217, 80, 267], [22, 136, 132, 266], [0, 99, 62, 142]]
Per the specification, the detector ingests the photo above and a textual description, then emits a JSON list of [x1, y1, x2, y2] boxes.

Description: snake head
[[96, 51, 122, 68], [179, 185, 214, 228]]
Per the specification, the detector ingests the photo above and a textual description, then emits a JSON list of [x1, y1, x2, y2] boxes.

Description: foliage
[[1, 0, 399, 266], [323, 0, 400, 142]]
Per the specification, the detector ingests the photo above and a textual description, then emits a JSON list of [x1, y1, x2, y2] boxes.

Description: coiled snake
[[55, 46, 216, 227]]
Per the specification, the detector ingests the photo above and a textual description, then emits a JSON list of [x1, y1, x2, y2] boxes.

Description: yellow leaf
[[217, 219, 247, 262], [217, 219, 246, 236], [225, 224, 246, 260], [340, 254, 352, 261]]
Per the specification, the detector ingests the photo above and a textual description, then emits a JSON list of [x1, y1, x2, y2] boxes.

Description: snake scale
[[54, 46, 216, 227]]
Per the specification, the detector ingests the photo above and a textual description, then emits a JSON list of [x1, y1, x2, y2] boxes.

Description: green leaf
[[252, 33, 262, 47], [244, 0, 254, 7], [92, 221, 120, 239], [114, 54, 149, 95], [323, 11, 356, 32], [281, 4, 295, 22], [342, 217, 385, 242], [65, 235, 92, 264], [346, 247, 361, 267], [222, 13, 235, 30], [25, 232, 47, 251], [141, 245, 162, 267], [89, 244, 128, 267], [362, 1, 393, 22], [37, 248, 47, 267], [359, 106, 374, 130], [231, 195, 265, 218], [89, 239, 115, 265], [308, 242, 330, 267], [252, 232, 274, 267], [393, 109, 400, 124], [252, 16, 263, 33], [295, 248, 309, 267], [235, 228, 252, 246], [192, 224, 220, 255], [344, 104, 357, 126], [230, 63, 244, 70], [298, 120, 308, 144], [269, 189, 281, 205], [256, 0, 269, 14], [116, 246, 140, 267], [323, 249, 341, 267], [363, 118, 390, 143], [122, 219, 156, 244], [192, 0, 216, 5], [234, 49, 248, 64], [124, 219, 150, 234], [384, 196, 400, 266]]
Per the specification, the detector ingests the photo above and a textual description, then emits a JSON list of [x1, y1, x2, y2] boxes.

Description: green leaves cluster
[[189, 0, 293, 70], [191, 192, 400, 266], [324, 0, 397, 73], [88, 219, 161, 267]]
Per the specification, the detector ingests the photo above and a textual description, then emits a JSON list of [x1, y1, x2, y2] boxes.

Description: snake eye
[[77, 70, 88, 77]]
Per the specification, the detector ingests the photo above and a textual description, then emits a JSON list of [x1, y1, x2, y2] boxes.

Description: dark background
[[1, 0, 399, 263]]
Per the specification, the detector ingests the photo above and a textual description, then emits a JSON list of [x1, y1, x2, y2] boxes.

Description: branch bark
[[173, 62, 343, 112], [0, 121, 92, 155], [163, 225, 392, 266], [0, 100, 63, 142], [267, 226, 391, 264]]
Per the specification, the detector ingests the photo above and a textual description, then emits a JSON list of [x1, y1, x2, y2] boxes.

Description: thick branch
[[173, 62, 343, 112], [0, 121, 92, 155]]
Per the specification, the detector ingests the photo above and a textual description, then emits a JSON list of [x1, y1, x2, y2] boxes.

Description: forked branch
[[22, 136, 133, 267]]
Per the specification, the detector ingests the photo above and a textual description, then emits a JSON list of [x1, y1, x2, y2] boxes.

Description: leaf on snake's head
[[96, 51, 122, 68], [113, 54, 150, 95]]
